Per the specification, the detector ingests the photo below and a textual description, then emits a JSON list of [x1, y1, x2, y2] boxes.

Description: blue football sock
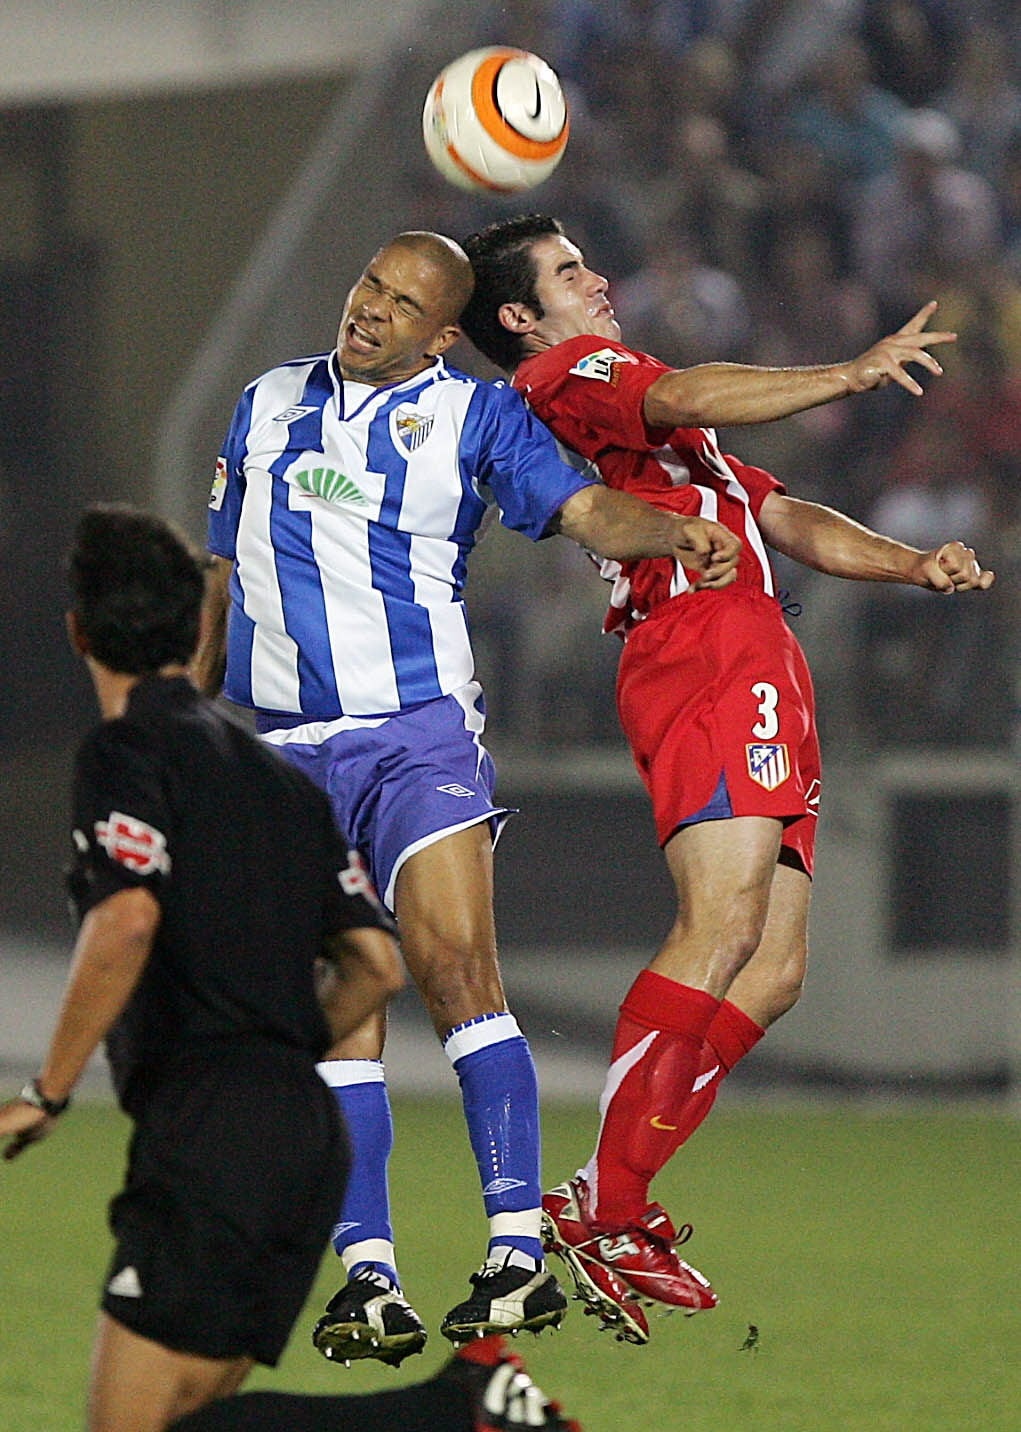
[[444, 1011, 544, 1265], [316, 1059, 399, 1287]]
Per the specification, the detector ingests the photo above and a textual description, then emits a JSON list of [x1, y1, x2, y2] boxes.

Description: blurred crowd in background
[[395, 0, 1021, 754], [3, 0, 1019, 763]]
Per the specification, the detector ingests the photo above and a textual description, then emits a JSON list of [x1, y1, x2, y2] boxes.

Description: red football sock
[[587, 970, 720, 1225], [665, 999, 765, 1151]]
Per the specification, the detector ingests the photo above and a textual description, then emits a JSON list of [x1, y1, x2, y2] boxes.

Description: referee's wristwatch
[[19, 1079, 71, 1117]]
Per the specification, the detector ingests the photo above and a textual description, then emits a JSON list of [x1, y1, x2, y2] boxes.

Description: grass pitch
[[1, 1096, 1016, 1431]]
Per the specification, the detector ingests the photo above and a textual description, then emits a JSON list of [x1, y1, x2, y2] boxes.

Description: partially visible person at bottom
[[459, 213, 995, 1334], [0, 503, 580, 1432]]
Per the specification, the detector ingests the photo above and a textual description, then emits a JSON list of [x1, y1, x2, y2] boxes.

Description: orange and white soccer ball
[[422, 47, 570, 193]]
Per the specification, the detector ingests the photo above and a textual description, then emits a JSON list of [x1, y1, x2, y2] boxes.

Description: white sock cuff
[[490, 1244, 544, 1273], [489, 1210, 542, 1243], [340, 1238, 398, 1273], [316, 1058, 386, 1088], [443, 1010, 523, 1064]]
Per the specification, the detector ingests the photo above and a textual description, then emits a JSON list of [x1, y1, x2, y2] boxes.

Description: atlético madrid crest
[[746, 743, 790, 791]]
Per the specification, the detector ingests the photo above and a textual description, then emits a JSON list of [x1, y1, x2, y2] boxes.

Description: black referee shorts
[[101, 1039, 348, 1366]]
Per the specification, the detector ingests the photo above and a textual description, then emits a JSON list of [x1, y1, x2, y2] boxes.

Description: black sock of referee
[[168, 1381, 472, 1432]]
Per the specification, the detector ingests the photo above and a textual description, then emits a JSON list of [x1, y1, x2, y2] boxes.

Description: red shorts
[[616, 586, 820, 876]]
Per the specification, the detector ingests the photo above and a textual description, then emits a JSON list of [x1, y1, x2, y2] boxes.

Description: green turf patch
[[1, 1098, 1016, 1431]]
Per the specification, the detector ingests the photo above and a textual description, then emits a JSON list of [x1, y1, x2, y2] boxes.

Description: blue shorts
[[258, 682, 511, 909]]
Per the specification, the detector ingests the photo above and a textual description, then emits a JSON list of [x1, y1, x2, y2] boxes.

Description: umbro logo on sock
[[107, 1266, 143, 1298], [482, 1176, 527, 1195]]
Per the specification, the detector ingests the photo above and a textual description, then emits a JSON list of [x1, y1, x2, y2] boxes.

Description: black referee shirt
[[68, 675, 392, 1114]]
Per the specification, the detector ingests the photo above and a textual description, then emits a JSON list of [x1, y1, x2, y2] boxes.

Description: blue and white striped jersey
[[208, 353, 597, 718]]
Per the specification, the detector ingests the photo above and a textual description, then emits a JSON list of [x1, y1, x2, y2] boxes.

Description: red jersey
[[514, 336, 785, 632]]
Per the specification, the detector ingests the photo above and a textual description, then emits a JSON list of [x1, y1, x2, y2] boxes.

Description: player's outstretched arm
[[758, 493, 995, 590], [642, 301, 956, 429], [554, 484, 740, 584]]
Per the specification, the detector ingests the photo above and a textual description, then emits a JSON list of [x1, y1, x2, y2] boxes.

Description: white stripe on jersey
[[213, 355, 595, 718], [237, 465, 301, 713], [226, 359, 479, 716], [652, 446, 696, 601], [696, 432, 776, 596], [309, 499, 403, 715]]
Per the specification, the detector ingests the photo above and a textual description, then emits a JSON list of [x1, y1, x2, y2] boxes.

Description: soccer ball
[[422, 47, 570, 194]]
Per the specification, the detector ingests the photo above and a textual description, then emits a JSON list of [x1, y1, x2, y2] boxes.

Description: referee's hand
[[0, 1099, 54, 1161]]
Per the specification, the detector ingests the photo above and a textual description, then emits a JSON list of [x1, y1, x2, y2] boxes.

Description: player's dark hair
[[460, 214, 565, 371], [69, 504, 206, 674]]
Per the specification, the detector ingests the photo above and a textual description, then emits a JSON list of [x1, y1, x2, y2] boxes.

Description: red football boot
[[542, 1177, 718, 1313], [541, 1197, 650, 1345]]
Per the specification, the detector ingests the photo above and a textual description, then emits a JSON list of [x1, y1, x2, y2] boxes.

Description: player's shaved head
[[338, 232, 472, 384], [385, 231, 475, 322]]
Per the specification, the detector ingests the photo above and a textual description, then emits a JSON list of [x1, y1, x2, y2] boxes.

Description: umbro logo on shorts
[[436, 783, 475, 798]]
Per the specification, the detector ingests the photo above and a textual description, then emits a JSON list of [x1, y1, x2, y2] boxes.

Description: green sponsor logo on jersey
[[293, 467, 370, 507]]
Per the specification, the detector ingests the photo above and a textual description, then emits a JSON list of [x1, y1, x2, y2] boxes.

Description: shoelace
[[471, 1261, 505, 1284], [472, 1256, 541, 1285], [631, 1214, 695, 1254], [351, 1267, 400, 1294]]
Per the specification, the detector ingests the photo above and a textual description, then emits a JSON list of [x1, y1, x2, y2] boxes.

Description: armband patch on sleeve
[[95, 812, 171, 877], [209, 456, 228, 511], [569, 348, 638, 384], [338, 849, 384, 913]]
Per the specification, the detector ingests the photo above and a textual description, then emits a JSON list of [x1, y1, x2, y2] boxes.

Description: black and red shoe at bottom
[[437, 1334, 583, 1432]]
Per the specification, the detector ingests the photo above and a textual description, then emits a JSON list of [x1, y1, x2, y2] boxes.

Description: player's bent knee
[[670, 912, 769, 982], [762, 960, 807, 1024], [411, 956, 507, 1032]]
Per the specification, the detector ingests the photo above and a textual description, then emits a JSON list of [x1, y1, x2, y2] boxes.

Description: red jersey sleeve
[[715, 452, 787, 518], [514, 338, 671, 459]]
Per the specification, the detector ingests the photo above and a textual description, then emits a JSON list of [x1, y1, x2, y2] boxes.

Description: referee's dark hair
[[68, 503, 206, 675]]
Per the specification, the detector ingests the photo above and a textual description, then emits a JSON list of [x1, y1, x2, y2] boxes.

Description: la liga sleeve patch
[[569, 347, 639, 384]]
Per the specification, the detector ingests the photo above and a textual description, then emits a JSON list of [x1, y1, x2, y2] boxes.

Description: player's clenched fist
[[671, 514, 741, 589], [918, 540, 995, 593]]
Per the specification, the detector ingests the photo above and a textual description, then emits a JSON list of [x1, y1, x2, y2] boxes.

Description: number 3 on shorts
[[750, 681, 780, 740]]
